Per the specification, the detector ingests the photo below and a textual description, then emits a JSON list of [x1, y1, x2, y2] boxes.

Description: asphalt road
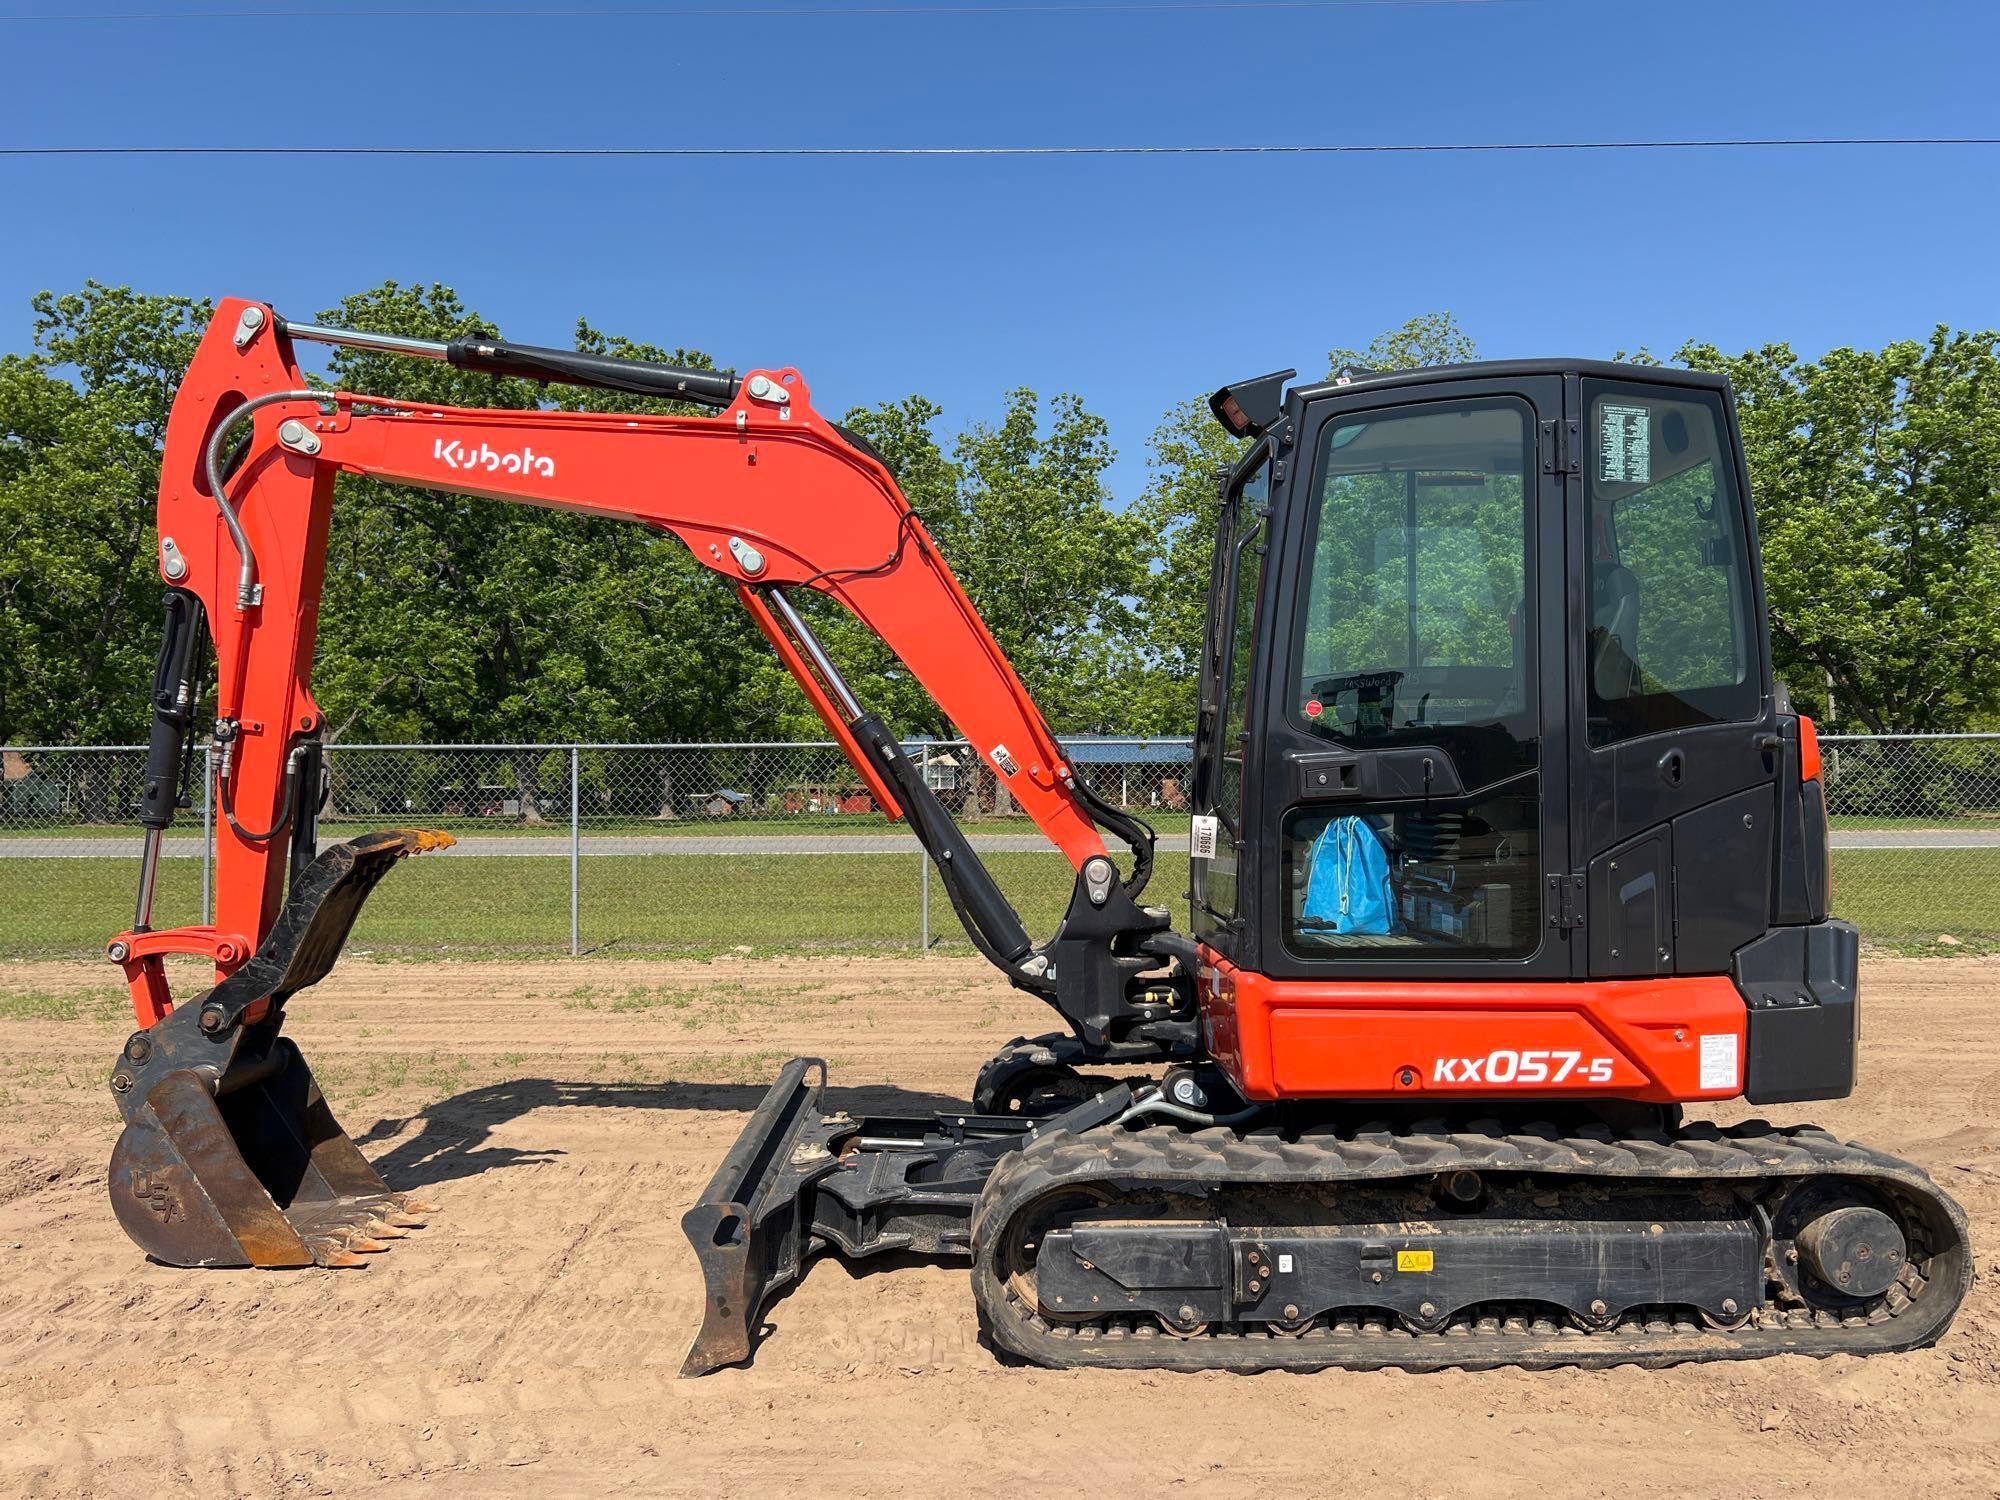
[[4, 829, 1997, 857]]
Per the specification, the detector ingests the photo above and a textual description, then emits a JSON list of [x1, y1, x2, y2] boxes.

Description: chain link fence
[[0, 738, 1193, 957], [2, 734, 1993, 956]]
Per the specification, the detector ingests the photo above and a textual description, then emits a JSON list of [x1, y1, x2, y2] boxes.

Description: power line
[[1, 138, 1995, 158], [0, 1, 1514, 20]]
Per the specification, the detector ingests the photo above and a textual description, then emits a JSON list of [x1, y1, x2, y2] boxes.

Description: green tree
[[1330, 309, 1478, 375], [951, 389, 1149, 732], [1125, 397, 1246, 731], [306, 282, 781, 819], [0, 283, 210, 749], [823, 388, 1148, 741], [784, 394, 967, 739], [1679, 328, 2000, 731]]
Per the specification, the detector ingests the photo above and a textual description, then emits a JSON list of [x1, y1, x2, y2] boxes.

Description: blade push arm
[[128, 298, 1133, 1009]]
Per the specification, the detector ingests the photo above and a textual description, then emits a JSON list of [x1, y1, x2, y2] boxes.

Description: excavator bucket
[[105, 830, 447, 1267]]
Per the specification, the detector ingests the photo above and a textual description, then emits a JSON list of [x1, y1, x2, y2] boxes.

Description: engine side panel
[[1200, 948, 1747, 1103]]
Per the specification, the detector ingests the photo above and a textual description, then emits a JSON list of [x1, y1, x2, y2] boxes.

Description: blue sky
[[1, 0, 1995, 500]]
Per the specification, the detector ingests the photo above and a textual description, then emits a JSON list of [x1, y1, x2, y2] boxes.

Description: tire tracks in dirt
[[466, 1159, 639, 1381], [1, 953, 1997, 1499]]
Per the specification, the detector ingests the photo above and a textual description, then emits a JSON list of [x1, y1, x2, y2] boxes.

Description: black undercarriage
[[679, 1053, 1972, 1376]]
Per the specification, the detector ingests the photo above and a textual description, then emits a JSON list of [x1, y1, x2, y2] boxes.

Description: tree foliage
[[5, 284, 1997, 761], [0, 283, 210, 743], [1330, 309, 1478, 376], [1679, 328, 2000, 731], [308, 281, 776, 758], [820, 387, 1149, 737]]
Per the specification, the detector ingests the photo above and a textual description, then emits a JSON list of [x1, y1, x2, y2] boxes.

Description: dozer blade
[[680, 1057, 842, 1376], [106, 830, 449, 1268]]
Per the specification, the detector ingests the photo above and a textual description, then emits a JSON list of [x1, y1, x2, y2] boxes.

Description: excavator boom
[[136, 299, 1117, 974], [105, 298, 1180, 1275]]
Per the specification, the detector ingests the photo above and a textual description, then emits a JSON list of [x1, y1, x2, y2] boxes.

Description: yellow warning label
[[1396, 1250, 1434, 1273]]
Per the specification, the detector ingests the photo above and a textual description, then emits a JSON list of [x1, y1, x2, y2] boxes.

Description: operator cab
[[1192, 361, 1805, 984]]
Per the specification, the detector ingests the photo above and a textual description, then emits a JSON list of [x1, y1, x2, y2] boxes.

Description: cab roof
[[1289, 358, 1732, 406]]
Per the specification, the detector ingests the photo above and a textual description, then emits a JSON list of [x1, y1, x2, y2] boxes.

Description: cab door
[[1249, 375, 1577, 980]]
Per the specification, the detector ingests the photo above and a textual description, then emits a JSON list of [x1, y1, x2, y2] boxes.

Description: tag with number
[[1190, 814, 1219, 860]]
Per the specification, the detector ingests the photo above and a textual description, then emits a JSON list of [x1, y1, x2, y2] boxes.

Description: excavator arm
[[119, 298, 1183, 1016], [103, 298, 1189, 1273]]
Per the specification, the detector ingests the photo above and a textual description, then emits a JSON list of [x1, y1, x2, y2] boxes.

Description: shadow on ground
[[353, 1075, 977, 1190]]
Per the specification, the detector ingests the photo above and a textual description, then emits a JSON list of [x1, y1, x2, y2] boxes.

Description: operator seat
[[1590, 563, 1643, 700]]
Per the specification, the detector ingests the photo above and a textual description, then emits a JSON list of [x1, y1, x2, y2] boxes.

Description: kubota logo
[[434, 438, 556, 478]]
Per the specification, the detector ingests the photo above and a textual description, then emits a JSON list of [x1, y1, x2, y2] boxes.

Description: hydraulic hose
[[1070, 771, 1156, 899], [203, 388, 331, 610], [1114, 1087, 1264, 1131]]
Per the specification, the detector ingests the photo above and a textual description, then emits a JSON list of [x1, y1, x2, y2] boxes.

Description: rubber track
[[968, 1117, 1973, 1371]]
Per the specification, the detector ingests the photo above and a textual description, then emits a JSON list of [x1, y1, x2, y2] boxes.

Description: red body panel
[[1199, 947, 1747, 1104]]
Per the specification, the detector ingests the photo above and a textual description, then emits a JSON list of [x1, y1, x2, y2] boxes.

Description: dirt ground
[[0, 953, 1995, 1499]]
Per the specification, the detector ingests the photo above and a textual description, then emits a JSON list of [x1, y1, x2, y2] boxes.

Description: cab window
[[1583, 384, 1759, 746], [1293, 398, 1533, 743]]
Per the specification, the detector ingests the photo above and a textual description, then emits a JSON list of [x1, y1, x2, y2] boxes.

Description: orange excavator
[[105, 299, 1969, 1374]]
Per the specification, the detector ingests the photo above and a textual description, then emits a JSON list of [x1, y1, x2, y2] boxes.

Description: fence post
[[918, 742, 931, 951], [569, 745, 580, 957], [200, 741, 214, 925]]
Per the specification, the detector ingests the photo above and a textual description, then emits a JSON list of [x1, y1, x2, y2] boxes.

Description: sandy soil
[[0, 953, 1995, 1499]]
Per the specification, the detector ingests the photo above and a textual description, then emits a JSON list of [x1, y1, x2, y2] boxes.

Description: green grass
[[1829, 847, 2000, 947], [0, 988, 125, 1022], [1, 856, 210, 956], [0, 846, 1989, 961], [1825, 813, 2000, 831]]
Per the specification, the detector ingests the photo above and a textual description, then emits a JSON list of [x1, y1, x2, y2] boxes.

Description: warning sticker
[[1190, 814, 1219, 860], [1699, 1032, 1740, 1091], [1598, 402, 1653, 484], [1396, 1250, 1434, 1273]]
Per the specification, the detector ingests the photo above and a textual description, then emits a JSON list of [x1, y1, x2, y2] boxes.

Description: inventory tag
[[1190, 814, 1219, 860]]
